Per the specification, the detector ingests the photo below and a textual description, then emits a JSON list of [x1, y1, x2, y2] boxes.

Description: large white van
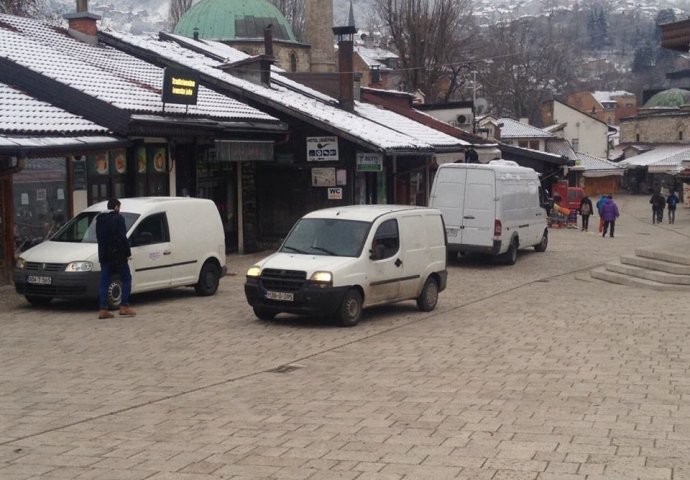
[[429, 161, 548, 264], [14, 197, 226, 307], [244, 205, 447, 327]]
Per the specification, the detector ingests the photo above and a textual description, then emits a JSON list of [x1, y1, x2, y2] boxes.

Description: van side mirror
[[131, 231, 153, 247]]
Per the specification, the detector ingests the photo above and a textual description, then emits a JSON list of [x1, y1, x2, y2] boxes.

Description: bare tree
[[270, 0, 305, 41], [374, 0, 474, 101], [167, 0, 194, 32], [0, 0, 41, 16], [476, 17, 576, 124]]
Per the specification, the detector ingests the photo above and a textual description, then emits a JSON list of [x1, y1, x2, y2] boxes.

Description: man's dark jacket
[[96, 211, 131, 266]]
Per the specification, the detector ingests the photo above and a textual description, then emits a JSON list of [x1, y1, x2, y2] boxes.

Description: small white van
[[244, 205, 447, 327], [429, 161, 548, 264], [14, 197, 226, 307]]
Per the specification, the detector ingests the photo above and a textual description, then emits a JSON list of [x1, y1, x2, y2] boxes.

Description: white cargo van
[[244, 205, 447, 327], [14, 197, 226, 307], [429, 161, 548, 264]]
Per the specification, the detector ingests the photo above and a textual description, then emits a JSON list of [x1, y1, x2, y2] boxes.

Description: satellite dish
[[474, 98, 489, 116]]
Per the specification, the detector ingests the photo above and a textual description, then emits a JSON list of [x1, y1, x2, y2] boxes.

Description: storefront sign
[[327, 187, 343, 200], [162, 68, 199, 105], [307, 136, 338, 162], [216, 141, 273, 162], [356, 152, 383, 172], [311, 167, 336, 187]]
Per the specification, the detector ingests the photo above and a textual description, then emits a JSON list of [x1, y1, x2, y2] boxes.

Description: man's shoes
[[119, 306, 136, 316], [98, 309, 114, 319]]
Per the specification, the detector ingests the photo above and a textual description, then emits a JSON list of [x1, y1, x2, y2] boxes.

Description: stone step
[[635, 248, 690, 266], [620, 255, 690, 275], [590, 267, 690, 291], [605, 261, 690, 285]]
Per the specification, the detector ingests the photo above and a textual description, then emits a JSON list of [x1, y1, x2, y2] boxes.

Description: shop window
[[135, 145, 170, 197], [14, 157, 68, 254], [86, 149, 128, 205]]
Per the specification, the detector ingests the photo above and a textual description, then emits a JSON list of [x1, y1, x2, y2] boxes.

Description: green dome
[[644, 88, 690, 108], [174, 0, 298, 43]]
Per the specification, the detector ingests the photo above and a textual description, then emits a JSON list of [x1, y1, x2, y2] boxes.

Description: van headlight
[[16, 258, 27, 270], [65, 261, 94, 272], [310, 271, 333, 287], [246, 266, 262, 278]]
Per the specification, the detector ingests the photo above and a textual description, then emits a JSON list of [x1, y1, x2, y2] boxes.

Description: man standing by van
[[96, 199, 136, 319]]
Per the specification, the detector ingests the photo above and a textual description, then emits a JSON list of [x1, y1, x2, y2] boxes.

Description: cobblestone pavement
[[1, 194, 690, 480]]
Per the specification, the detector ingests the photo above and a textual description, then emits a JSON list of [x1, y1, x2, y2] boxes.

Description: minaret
[[304, 0, 336, 72]]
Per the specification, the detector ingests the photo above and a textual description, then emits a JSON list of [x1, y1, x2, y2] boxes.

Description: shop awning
[[0, 135, 129, 156]]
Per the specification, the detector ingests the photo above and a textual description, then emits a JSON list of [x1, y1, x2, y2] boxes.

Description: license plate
[[445, 228, 459, 237], [27, 275, 52, 285], [266, 291, 294, 302]]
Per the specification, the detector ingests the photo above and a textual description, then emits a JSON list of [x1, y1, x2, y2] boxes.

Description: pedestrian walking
[[650, 191, 665, 224], [95, 198, 136, 319], [667, 191, 679, 224], [600, 194, 619, 238], [579, 195, 594, 232], [596, 194, 607, 233]]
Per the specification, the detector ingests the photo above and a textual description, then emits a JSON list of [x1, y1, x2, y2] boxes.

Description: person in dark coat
[[579, 195, 594, 232], [600, 195, 619, 238], [650, 191, 665, 224], [95, 198, 135, 319], [667, 191, 679, 224]]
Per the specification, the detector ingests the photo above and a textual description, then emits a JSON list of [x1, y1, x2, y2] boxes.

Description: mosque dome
[[643, 88, 690, 108], [173, 0, 298, 43]]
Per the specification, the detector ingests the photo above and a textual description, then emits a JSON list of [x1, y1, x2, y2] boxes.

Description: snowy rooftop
[[0, 14, 277, 123], [103, 30, 468, 152], [574, 152, 626, 176], [546, 138, 577, 160], [620, 145, 690, 174], [498, 118, 553, 139], [354, 45, 398, 69], [0, 82, 108, 134], [592, 90, 635, 104]]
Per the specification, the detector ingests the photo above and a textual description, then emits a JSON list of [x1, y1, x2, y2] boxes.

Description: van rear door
[[461, 168, 496, 248], [429, 166, 466, 245]]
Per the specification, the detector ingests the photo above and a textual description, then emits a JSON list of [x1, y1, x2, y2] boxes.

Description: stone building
[[567, 90, 637, 126]]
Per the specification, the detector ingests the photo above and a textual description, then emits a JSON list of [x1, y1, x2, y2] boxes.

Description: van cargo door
[[428, 167, 466, 245], [461, 169, 495, 248]]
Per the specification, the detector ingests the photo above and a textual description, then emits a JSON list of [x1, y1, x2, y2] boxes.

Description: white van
[[14, 197, 226, 307], [429, 161, 548, 264], [244, 205, 447, 327]]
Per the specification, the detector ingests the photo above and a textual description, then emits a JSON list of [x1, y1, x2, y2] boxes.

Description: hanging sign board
[[356, 152, 383, 172], [307, 136, 339, 161], [162, 68, 200, 105]]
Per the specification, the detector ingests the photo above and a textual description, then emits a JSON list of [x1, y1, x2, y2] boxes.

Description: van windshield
[[281, 218, 371, 257], [51, 211, 140, 243]]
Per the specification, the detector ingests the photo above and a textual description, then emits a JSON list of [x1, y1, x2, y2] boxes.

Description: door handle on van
[[463, 215, 475, 219], [163, 250, 172, 256], [395, 258, 403, 268]]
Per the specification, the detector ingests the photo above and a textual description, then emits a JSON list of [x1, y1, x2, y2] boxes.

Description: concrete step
[[620, 255, 690, 275], [605, 261, 690, 285], [636, 248, 690, 266], [590, 267, 690, 291]]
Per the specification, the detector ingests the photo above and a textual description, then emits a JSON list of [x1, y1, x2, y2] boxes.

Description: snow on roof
[[545, 138, 577, 160], [498, 118, 553, 139], [0, 82, 108, 134], [0, 14, 277, 123], [103, 30, 467, 153], [574, 152, 626, 176], [592, 90, 635, 104], [620, 145, 690, 174], [354, 45, 398, 69], [0, 135, 123, 149]]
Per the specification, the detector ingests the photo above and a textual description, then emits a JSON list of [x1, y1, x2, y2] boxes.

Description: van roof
[[85, 197, 214, 214], [303, 205, 439, 222], [438, 161, 535, 173]]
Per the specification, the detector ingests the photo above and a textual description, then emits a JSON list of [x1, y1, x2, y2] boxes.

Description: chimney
[[193, 27, 199, 41], [64, 0, 101, 45], [262, 25, 274, 86], [332, 1, 357, 112]]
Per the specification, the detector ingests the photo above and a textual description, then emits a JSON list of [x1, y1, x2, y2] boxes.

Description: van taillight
[[494, 220, 502, 237]]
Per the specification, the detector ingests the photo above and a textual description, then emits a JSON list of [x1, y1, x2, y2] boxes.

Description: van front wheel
[[195, 261, 220, 296], [534, 229, 548, 252], [416, 277, 439, 312], [337, 289, 362, 327]]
